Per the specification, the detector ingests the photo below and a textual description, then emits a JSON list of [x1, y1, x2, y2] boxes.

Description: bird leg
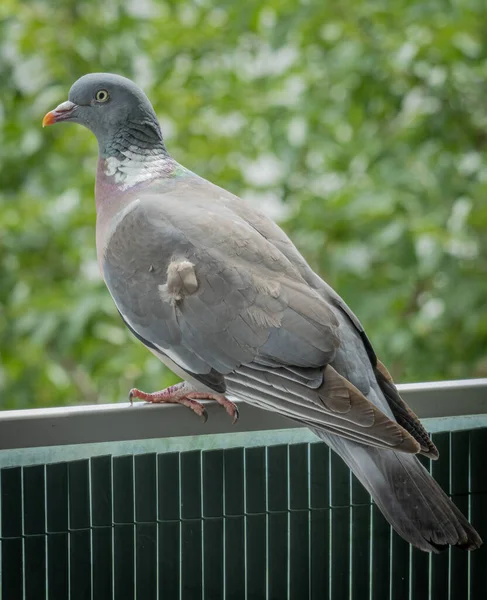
[[129, 381, 239, 424]]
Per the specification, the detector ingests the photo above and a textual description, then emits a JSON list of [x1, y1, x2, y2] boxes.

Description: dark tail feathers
[[314, 429, 482, 552]]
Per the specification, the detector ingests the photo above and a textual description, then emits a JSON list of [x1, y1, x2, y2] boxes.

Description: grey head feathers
[[60, 73, 167, 158]]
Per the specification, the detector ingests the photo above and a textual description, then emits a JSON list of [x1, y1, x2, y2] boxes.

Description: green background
[[1, 0, 486, 409]]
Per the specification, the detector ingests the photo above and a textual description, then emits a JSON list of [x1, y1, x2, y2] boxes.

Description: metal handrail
[[0, 378, 486, 450]]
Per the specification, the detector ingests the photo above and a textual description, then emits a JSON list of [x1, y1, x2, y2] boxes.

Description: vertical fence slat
[[113, 456, 134, 524], [310, 509, 329, 600], [1, 468, 22, 538], [203, 518, 224, 600], [1, 538, 23, 600], [136, 522, 157, 600], [181, 520, 202, 600], [268, 512, 288, 600], [371, 505, 391, 600], [46, 463, 68, 534], [224, 516, 245, 600], [70, 529, 92, 600], [68, 460, 90, 531], [351, 504, 371, 600], [245, 514, 267, 600], [135, 454, 157, 524], [290, 510, 310, 600], [47, 533, 68, 600], [159, 521, 180, 599], [92, 527, 113, 600], [181, 451, 202, 520], [158, 452, 180, 521], [25, 536, 46, 600], [114, 524, 135, 600], [202, 450, 224, 518]]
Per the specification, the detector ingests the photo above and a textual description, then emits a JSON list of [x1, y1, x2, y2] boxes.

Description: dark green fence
[[1, 428, 486, 599]]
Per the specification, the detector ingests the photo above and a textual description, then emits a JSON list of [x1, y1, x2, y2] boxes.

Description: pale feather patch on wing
[[251, 274, 281, 298], [159, 260, 198, 304], [242, 305, 282, 328]]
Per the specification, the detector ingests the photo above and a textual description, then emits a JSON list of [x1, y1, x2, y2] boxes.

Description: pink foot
[[185, 392, 239, 425], [128, 381, 238, 424]]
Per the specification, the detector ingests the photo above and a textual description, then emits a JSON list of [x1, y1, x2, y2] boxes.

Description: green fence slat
[[47, 533, 68, 600], [450, 546, 469, 600], [450, 497, 470, 599], [330, 506, 350, 599], [203, 518, 224, 600], [470, 429, 487, 494], [70, 529, 92, 600], [90, 456, 112, 527], [114, 524, 135, 600], [451, 431, 470, 496], [267, 444, 288, 512], [430, 549, 449, 600], [310, 510, 329, 600], [410, 547, 430, 599], [268, 512, 288, 599], [181, 520, 202, 600], [310, 443, 329, 509], [181, 451, 202, 520], [68, 460, 90, 530], [135, 454, 157, 523], [245, 514, 267, 599], [289, 510, 310, 600], [1, 467, 22, 537], [223, 448, 244, 516], [470, 493, 487, 598], [1, 538, 23, 599], [46, 463, 68, 533], [431, 432, 450, 493], [158, 452, 180, 521], [351, 505, 371, 600], [159, 521, 180, 599], [25, 535, 46, 600], [136, 523, 157, 600], [202, 450, 224, 518], [289, 443, 309, 510], [330, 450, 350, 600], [224, 516, 245, 600], [23, 465, 46, 536], [245, 447, 266, 514], [371, 505, 391, 600], [391, 534, 410, 600], [113, 456, 135, 524], [330, 451, 350, 507], [92, 527, 113, 600]]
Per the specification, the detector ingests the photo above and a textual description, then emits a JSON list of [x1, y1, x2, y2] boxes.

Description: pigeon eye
[[95, 89, 109, 103]]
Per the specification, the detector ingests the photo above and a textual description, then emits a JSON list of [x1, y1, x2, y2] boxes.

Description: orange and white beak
[[42, 101, 77, 127]]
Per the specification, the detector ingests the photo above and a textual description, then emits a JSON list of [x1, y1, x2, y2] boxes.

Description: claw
[[185, 392, 238, 424], [127, 384, 236, 425]]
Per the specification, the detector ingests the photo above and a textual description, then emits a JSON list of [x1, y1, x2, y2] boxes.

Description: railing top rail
[[1, 378, 486, 450]]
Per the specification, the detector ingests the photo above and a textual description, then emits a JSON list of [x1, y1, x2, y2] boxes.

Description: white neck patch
[[104, 146, 169, 190]]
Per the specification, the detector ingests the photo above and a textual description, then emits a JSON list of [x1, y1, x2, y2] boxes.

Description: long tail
[[313, 429, 482, 552]]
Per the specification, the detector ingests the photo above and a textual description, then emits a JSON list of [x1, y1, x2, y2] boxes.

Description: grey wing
[[219, 190, 437, 457], [102, 194, 420, 454]]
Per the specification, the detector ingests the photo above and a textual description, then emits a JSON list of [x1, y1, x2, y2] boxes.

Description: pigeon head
[[43, 73, 167, 158]]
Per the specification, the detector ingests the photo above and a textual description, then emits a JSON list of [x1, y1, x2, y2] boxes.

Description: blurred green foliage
[[1, 0, 487, 409]]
